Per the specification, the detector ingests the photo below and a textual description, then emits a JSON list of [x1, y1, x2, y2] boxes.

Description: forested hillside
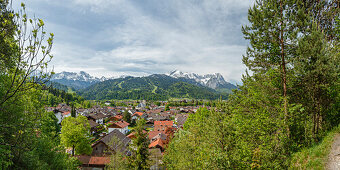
[[79, 74, 230, 100], [164, 0, 339, 169]]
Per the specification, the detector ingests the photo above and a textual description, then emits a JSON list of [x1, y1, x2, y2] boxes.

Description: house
[[175, 114, 188, 128], [132, 112, 147, 120], [88, 112, 107, 124], [88, 119, 100, 135], [154, 121, 173, 131], [149, 138, 165, 151], [137, 102, 146, 109], [75, 155, 110, 170], [62, 111, 71, 118], [91, 129, 131, 156], [151, 132, 167, 142], [104, 101, 111, 106], [110, 114, 123, 121], [148, 131, 165, 140], [107, 120, 130, 134], [53, 109, 63, 124]]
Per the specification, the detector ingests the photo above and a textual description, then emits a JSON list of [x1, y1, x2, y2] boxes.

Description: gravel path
[[327, 134, 340, 170]]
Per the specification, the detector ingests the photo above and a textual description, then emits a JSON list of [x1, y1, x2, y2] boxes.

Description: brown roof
[[89, 112, 107, 120], [114, 115, 123, 120], [108, 120, 130, 129], [62, 111, 71, 116], [75, 155, 91, 165], [89, 156, 110, 165], [94, 129, 131, 155], [133, 112, 144, 117], [148, 131, 164, 140], [89, 119, 99, 128], [154, 120, 173, 126], [149, 138, 164, 149]]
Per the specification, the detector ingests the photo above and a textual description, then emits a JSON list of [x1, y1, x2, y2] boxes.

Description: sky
[[13, 0, 255, 84]]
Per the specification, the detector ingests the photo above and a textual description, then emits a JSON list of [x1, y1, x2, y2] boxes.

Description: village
[[46, 101, 210, 169]]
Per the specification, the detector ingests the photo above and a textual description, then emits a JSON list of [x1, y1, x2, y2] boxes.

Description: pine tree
[[242, 0, 299, 137]]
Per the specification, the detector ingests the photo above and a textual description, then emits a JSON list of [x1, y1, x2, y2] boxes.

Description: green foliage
[[164, 1, 339, 169], [128, 119, 150, 169], [0, 2, 78, 169], [60, 116, 92, 156], [164, 104, 170, 111], [164, 107, 232, 169], [106, 136, 129, 170], [44, 83, 84, 106], [123, 110, 132, 124]]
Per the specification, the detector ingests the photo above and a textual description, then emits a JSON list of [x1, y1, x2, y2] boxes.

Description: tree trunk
[[280, 0, 289, 137], [72, 145, 75, 156]]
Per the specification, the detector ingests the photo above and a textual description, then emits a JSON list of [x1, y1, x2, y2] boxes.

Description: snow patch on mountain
[[51, 71, 130, 82], [167, 70, 234, 89]]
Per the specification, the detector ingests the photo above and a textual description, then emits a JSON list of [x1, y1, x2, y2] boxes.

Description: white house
[[107, 120, 130, 135]]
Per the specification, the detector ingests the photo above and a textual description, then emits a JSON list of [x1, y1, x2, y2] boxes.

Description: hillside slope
[[78, 74, 229, 100]]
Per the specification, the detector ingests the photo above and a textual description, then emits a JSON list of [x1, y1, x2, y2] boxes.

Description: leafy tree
[[165, 1, 339, 169], [164, 107, 232, 169], [106, 136, 129, 170], [0, 1, 78, 169], [71, 103, 76, 117], [128, 119, 150, 169], [60, 116, 92, 156], [164, 104, 170, 111], [123, 110, 132, 124], [242, 0, 299, 136]]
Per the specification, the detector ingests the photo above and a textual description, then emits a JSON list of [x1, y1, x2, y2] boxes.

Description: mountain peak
[[167, 70, 233, 89]]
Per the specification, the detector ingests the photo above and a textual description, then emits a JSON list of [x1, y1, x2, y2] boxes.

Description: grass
[[67, 87, 75, 94], [117, 81, 124, 89], [152, 85, 158, 94], [289, 125, 340, 169]]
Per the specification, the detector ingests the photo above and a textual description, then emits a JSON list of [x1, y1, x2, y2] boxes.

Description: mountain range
[[51, 71, 115, 90], [167, 70, 236, 92], [50, 70, 237, 100]]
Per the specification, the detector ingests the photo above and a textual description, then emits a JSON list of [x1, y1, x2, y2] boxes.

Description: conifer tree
[[242, 0, 298, 136]]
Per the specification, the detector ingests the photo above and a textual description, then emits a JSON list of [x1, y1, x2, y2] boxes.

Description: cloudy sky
[[13, 0, 254, 84]]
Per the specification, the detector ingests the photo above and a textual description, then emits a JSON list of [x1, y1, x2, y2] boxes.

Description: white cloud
[[15, 0, 255, 84]]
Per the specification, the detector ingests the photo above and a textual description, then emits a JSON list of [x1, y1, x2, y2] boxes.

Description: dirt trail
[[327, 134, 340, 170]]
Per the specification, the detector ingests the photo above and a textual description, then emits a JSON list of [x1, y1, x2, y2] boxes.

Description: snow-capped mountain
[[167, 70, 236, 90], [50, 70, 236, 92], [50, 71, 114, 90], [52, 71, 103, 82]]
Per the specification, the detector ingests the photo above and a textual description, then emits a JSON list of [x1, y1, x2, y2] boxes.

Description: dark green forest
[[79, 74, 230, 100]]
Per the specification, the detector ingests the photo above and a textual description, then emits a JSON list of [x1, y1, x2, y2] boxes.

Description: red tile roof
[[114, 115, 123, 120], [133, 112, 144, 117], [154, 121, 173, 126], [108, 120, 130, 128], [88, 156, 110, 165], [149, 138, 164, 149], [62, 111, 70, 116]]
